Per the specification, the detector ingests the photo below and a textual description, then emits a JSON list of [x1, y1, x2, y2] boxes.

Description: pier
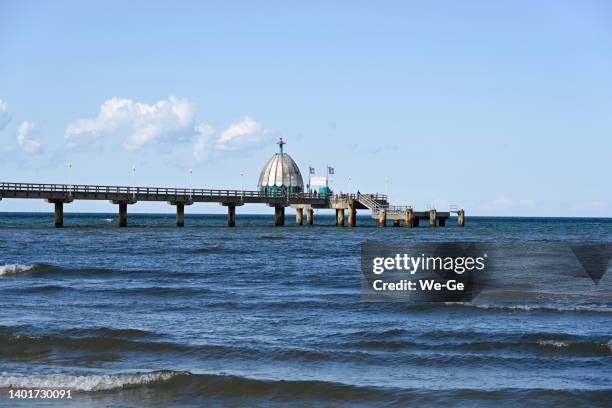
[[0, 182, 463, 228]]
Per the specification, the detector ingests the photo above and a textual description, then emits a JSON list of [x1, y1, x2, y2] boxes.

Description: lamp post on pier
[[240, 172, 244, 201], [385, 177, 389, 199], [131, 166, 136, 197], [189, 168, 193, 198], [67, 162, 73, 196]]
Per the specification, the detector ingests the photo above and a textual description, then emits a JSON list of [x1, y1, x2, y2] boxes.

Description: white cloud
[[192, 123, 215, 161], [17, 121, 41, 153], [0, 99, 11, 131], [215, 116, 271, 151], [65, 96, 195, 150], [191, 117, 272, 161], [65, 97, 273, 160]]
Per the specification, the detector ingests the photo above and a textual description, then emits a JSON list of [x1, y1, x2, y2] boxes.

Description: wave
[[338, 330, 612, 356], [0, 264, 34, 276], [103, 286, 216, 297], [258, 235, 285, 241], [62, 327, 156, 339], [0, 263, 197, 279], [438, 302, 612, 314], [0, 330, 185, 357], [1, 370, 611, 407], [0, 263, 117, 277], [0, 370, 401, 403], [11, 284, 72, 294], [0, 328, 355, 363], [192, 247, 256, 255], [537, 340, 569, 348], [0, 370, 185, 392], [3, 325, 609, 369], [333, 328, 407, 340], [4, 284, 215, 297]]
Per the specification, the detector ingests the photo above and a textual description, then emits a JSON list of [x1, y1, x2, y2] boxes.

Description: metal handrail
[[0, 182, 400, 206], [388, 205, 412, 212], [0, 182, 325, 200], [353, 191, 414, 215]]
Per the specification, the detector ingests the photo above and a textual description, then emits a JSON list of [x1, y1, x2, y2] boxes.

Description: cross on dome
[[277, 137, 285, 154]]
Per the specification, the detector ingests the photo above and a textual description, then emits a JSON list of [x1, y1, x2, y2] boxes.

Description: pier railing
[[0, 182, 458, 227], [0, 182, 327, 200], [387, 205, 412, 212]]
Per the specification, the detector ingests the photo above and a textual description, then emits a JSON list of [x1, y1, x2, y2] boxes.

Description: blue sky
[[1, 0, 611, 216]]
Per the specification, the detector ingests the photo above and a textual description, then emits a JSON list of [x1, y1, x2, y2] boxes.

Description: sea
[[0, 213, 611, 407]]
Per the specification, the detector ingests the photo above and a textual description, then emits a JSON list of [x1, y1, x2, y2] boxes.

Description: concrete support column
[[176, 203, 185, 227], [54, 202, 64, 228], [404, 208, 413, 228], [439, 217, 446, 227], [227, 204, 236, 227], [119, 203, 128, 227], [275, 206, 285, 226], [306, 208, 314, 225], [348, 203, 357, 227], [336, 208, 345, 226], [429, 209, 437, 227], [378, 210, 387, 227], [393, 219, 400, 227], [296, 207, 303, 225], [458, 209, 465, 227]]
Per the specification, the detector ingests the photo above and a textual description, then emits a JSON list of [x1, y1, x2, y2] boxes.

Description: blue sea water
[[0, 213, 611, 407]]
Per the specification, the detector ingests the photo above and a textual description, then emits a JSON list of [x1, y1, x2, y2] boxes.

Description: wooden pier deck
[[0, 182, 463, 228]]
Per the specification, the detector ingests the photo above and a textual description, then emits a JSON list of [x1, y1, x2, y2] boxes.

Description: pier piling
[[458, 209, 465, 227], [378, 210, 387, 227], [429, 210, 437, 227], [119, 203, 128, 227], [296, 207, 303, 225], [275, 206, 285, 226], [336, 208, 345, 226], [227, 204, 236, 227], [404, 208, 413, 228], [348, 202, 357, 227], [306, 208, 314, 225], [176, 203, 185, 227], [54, 202, 63, 228]]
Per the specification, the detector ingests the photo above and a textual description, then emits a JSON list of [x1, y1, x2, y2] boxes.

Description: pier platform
[[0, 182, 464, 228]]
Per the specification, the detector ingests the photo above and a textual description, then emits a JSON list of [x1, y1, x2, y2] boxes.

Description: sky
[[1, 0, 611, 216]]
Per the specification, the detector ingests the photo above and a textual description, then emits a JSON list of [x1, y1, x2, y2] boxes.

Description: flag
[[328, 166, 334, 175], [309, 166, 315, 175]]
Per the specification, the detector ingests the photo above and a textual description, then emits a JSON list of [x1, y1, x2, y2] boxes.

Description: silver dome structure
[[258, 138, 304, 194]]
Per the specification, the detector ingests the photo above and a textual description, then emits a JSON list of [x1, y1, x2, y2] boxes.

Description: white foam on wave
[[445, 302, 612, 314], [0, 264, 34, 276], [537, 340, 568, 348], [0, 370, 186, 391]]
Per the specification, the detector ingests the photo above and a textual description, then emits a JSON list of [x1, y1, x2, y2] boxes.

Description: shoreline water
[[0, 214, 610, 407]]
